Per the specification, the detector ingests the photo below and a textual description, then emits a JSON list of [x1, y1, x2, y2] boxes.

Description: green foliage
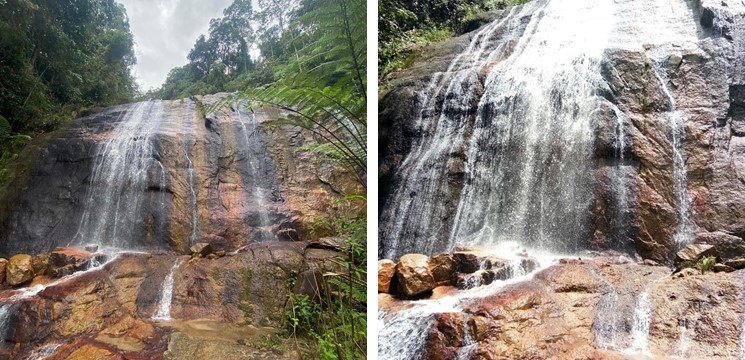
[[213, 0, 367, 186], [697, 255, 716, 274], [379, 0, 531, 79], [282, 196, 366, 360]]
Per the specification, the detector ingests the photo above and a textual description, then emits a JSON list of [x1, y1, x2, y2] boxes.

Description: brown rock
[[190, 243, 213, 257], [378, 259, 395, 293], [7, 254, 34, 285], [675, 244, 718, 264], [695, 231, 745, 261], [84, 244, 99, 252], [395, 254, 435, 298], [50, 247, 96, 268], [725, 257, 745, 269], [0, 258, 7, 284], [713, 263, 735, 273], [32, 253, 50, 276], [428, 253, 454, 286]]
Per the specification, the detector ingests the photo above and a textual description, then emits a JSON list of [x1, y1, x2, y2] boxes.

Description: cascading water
[[233, 108, 277, 240], [380, 0, 703, 259], [379, 258, 557, 359], [152, 258, 185, 321], [0, 304, 11, 342], [650, 64, 694, 247], [628, 291, 652, 354], [182, 99, 199, 246], [73, 101, 168, 249]]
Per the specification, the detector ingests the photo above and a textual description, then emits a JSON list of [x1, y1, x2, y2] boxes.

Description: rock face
[[0, 94, 361, 257], [7, 254, 34, 285], [378, 260, 396, 293], [380, 257, 745, 359], [395, 254, 435, 298], [3, 240, 333, 359], [378, 0, 745, 263]]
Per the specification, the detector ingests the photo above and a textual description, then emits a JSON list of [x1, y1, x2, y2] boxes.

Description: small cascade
[[455, 314, 476, 360], [592, 285, 622, 350], [233, 108, 274, 239], [182, 100, 199, 246], [675, 305, 701, 358], [379, 256, 557, 360], [628, 292, 652, 354], [0, 304, 11, 342], [73, 101, 168, 249], [650, 63, 694, 247], [152, 258, 185, 321]]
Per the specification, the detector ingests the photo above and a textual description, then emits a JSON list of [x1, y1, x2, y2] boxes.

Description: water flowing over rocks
[[0, 93, 360, 358], [379, 0, 745, 358], [380, 252, 745, 359], [0, 94, 361, 256], [379, 0, 745, 263]]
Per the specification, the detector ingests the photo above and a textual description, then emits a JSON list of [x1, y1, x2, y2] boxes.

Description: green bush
[[697, 255, 716, 274]]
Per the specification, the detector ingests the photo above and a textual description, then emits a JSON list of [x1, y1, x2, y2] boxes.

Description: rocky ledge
[[0, 238, 348, 359], [380, 247, 745, 359]]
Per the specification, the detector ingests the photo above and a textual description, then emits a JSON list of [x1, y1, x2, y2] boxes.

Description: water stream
[[182, 99, 199, 246], [628, 291, 652, 354], [72, 101, 168, 249], [153, 258, 185, 321]]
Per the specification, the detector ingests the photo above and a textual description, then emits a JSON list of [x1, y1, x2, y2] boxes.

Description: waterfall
[[628, 292, 652, 354], [650, 64, 694, 247], [380, 0, 703, 259], [233, 108, 276, 239], [182, 99, 199, 246], [72, 101, 168, 249], [152, 258, 185, 321]]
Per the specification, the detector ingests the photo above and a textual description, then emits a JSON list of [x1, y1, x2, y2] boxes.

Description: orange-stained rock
[[378, 259, 395, 293], [395, 254, 435, 298], [31, 253, 50, 277], [0, 258, 7, 284], [7, 254, 34, 285]]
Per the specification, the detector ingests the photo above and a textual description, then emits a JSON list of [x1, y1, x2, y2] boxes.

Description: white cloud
[[118, 0, 233, 91]]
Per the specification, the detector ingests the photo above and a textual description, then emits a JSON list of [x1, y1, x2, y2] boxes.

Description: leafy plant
[[282, 195, 366, 359], [697, 255, 716, 274]]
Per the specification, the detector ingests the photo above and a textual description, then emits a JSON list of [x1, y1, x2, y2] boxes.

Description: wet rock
[[673, 267, 699, 279], [84, 244, 100, 252], [724, 257, 745, 269], [713, 263, 735, 273], [675, 244, 718, 264], [190, 243, 214, 257], [395, 254, 435, 298], [378, 259, 395, 293], [0, 258, 7, 284], [7, 254, 34, 285], [428, 253, 454, 286], [695, 231, 745, 261], [31, 253, 50, 276], [49, 247, 100, 270]]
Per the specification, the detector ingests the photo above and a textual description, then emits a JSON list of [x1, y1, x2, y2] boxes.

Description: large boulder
[[395, 254, 435, 298], [675, 244, 718, 265], [694, 232, 745, 261], [378, 260, 396, 293], [7, 254, 34, 285], [190, 243, 214, 258]]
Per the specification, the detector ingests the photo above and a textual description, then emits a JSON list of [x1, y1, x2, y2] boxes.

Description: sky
[[118, 0, 233, 91]]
